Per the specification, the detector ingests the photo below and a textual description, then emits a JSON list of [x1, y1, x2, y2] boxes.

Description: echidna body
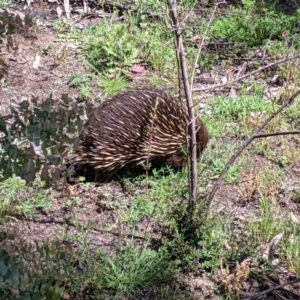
[[72, 89, 209, 182]]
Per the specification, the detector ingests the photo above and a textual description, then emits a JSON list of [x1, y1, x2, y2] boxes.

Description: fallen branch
[[252, 131, 300, 138], [245, 277, 300, 300], [193, 55, 300, 92], [207, 89, 300, 207]]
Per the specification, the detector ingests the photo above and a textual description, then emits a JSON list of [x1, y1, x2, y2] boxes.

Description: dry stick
[[168, 0, 198, 205], [193, 55, 300, 92], [190, 2, 222, 91], [245, 277, 300, 300], [207, 89, 300, 207], [176, 0, 197, 99], [253, 131, 300, 138], [229, 62, 247, 97]]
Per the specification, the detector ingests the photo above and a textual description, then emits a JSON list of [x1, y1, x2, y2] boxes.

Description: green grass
[[284, 97, 300, 125], [0, 177, 52, 220], [204, 93, 277, 141], [120, 167, 188, 226], [209, 94, 275, 123], [119, 167, 231, 272], [209, 0, 300, 47], [97, 239, 171, 296], [247, 196, 300, 276]]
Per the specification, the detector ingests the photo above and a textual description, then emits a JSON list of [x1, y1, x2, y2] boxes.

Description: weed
[[254, 139, 271, 156], [246, 196, 300, 276], [119, 165, 229, 273], [82, 22, 141, 73], [164, 209, 230, 272], [0, 177, 52, 220], [120, 167, 186, 225], [283, 226, 300, 275], [208, 155, 245, 184], [96, 74, 130, 96], [204, 141, 246, 184], [63, 197, 80, 210], [69, 73, 90, 87], [41, 42, 53, 55], [252, 82, 266, 98], [284, 96, 300, 125], [120, 194, 156, 226], [256, 167, 284, 199], [129, 0, 165, 18], [220, 258, 251, 297], [97, 239, 172, 297], [52, 20, 73, 32], [292, 189, 300, 203], [78, 85, 90, 102], [69, 73, 92, 101]]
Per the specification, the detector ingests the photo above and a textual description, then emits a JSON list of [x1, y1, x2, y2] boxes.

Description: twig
[[193, 55, 300, 92], [229, 62, 247, 97], [207, 89, 300, 207], [253, 131, 300, 138], [190, 2, 222, 91], [245, 277, 300, 300], [168, 0, 198, 205]]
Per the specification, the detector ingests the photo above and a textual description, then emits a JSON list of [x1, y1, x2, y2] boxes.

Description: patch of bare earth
[[1, 1, 94, 116]]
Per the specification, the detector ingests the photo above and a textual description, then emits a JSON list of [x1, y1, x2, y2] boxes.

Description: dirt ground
[[1, 1, 300, 299]]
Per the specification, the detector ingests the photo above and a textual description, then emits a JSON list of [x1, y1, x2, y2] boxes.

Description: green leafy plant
[[83, 22, 141, 73], [0, 248, 22, 299], [0, 94, 90, 188], [0, 9, 34, 44], [69, 74, 92, 101]]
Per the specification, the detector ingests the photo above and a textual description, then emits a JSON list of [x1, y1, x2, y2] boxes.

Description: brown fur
[[72, 89, 209, 181]]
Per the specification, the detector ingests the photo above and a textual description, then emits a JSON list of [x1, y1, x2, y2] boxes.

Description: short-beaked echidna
[[72, 89, 209, 182]]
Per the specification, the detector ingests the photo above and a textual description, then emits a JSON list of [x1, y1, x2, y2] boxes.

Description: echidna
[[71, 89, 209, 182]]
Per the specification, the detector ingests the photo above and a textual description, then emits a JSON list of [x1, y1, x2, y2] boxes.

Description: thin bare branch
[[207, 89, 300, 207], [168, 0, 198, 205], [193, 55, 300, 92], [190, 2, 221, 91], [253, 131, 300, 138]]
